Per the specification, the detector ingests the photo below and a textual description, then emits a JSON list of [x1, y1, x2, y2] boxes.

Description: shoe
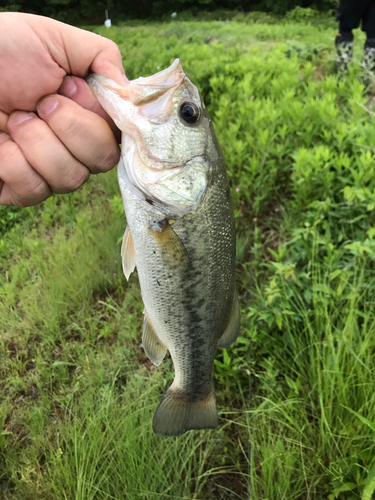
[[335, 35, 354, 75], [362, 40, 375, 89]]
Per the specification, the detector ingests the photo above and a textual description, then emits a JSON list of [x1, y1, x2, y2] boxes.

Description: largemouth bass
[[88, 59, 240, 437]]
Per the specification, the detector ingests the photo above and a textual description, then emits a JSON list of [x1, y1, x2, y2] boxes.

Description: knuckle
[[62, 167, 89, 193], [96, 146, 120, 172], [0, 138, 50, 207], [17, 191, 49, 208], [29, 177, 49, 200], [105, 38, 121, 54], [0, 138, 17, 164], [56, 116, 83, 138], [17, 200, 32, 207], [14, 121, 45, 149]]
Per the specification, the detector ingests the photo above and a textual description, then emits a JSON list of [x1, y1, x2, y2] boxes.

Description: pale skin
[[0, 12, 127, 207]]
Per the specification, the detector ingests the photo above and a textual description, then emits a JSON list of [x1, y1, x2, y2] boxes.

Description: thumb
[[29, 14, 126, 85]]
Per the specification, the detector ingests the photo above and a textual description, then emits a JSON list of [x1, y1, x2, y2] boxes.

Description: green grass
[[0, 172, 246, 499], [2, 11, 375, 500], [249, 257, 375, 499]]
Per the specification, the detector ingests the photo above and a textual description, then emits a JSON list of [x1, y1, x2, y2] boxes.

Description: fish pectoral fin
[[165, 225, 190, 266], [121, 225, 136, 280], [218, 290, 241, 348], [153, 383, 218, 437], [151, 222, 190, 268], [142, 314, 167, 366]]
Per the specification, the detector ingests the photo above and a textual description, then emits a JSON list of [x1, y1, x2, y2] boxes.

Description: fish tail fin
[[152, 383, 218, 437]]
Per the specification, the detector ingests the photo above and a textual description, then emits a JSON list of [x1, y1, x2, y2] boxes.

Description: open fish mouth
[[88, 59, 185, 115], [88, 59, 189, 169], [88, 59, 208, 215]]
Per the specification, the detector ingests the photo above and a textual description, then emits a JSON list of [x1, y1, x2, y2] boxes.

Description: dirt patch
[[203, 472, 248, 500]]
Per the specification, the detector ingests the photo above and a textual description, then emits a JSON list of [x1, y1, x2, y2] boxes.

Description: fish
[[87, 59, 240, 437]]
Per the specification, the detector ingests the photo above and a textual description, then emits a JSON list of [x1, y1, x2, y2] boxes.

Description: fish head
[[88, 59, 216, 217]]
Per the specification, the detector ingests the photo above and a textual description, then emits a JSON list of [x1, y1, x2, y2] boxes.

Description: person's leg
[[335, 0, 364, 73], [361, 0, 375, 85]]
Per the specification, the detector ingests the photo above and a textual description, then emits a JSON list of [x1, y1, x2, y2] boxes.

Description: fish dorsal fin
[[121, 225, 136, 280], [218, 291, 241, 348], [142, 313, 167, 366]]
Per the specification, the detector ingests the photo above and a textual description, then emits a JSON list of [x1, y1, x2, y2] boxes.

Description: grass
[[2, 10, 375, 500], [0, 170, 247, 499], [249, 260, 375, 499]]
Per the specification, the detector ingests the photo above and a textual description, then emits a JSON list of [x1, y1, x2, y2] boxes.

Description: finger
[[7, 111, 89, 194], [0, 14, 66, 113], [37, 94, 120, 173], [0, 132, 51, 206], [0, 134, 6, 196], [59, 76, 121, 142], [27, 14, 126, 85], [0, 110, 9, 133]]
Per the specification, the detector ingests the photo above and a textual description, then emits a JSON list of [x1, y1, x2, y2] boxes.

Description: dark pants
[[337, 0, 375, 46]]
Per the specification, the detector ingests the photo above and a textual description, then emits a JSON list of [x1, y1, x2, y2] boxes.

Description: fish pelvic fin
[[153, 383, 218, 437], [121, 225, 136, 280], [142, 313, 167, 366], [218, 290, 241, 349]]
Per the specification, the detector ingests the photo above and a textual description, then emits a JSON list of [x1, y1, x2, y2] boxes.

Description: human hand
[[0, 12, 126, 207]]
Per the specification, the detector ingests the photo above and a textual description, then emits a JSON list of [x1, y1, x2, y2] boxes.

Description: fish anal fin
[[121, 225, 136, 280], [142, 313, 167, 366], [218, 291, 240, 348], [153, 383, 218, 437]]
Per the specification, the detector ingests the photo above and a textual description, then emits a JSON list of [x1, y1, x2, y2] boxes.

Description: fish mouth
[[89, 60, 207, 215], [128, 58, 185, 106], [90, 59, 185, 107], [88, 59, 188, 170]]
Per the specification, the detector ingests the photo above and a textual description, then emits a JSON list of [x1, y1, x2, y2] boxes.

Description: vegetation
[[2, 11, 375, 500], [0, 0, 338, 24]]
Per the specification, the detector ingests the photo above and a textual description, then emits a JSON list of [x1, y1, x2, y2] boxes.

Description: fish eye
[[179, 101, 200, 124]]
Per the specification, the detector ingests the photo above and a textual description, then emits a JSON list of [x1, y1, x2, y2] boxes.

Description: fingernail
[[60, 76, 77, 97], [0, 133, 10, 144], [10, 111, 34, 125], [38, 97, 59, 118], [122, 74, 130, 84]]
